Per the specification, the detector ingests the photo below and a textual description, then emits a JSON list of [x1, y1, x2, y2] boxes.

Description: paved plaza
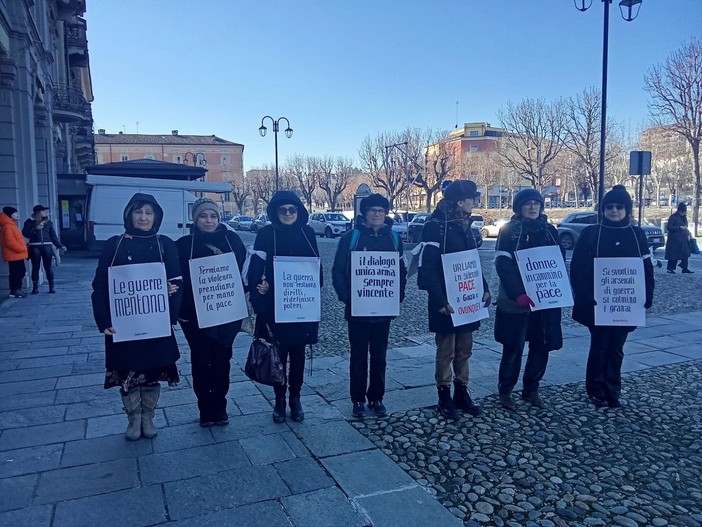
[[0, 253, 701, 526]]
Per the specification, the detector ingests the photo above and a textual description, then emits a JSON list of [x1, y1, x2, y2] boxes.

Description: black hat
[[512, 188, 544, 213], [677, 202, 687, 213], [601, 185, 632, 215], [33, 204, 49, 213], [2, 206, 17, 216], [443, 180, 479, 203], [360, 193, 390, 215]]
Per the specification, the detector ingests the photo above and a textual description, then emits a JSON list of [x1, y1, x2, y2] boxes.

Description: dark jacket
[[176, 224, 247, 347], [91, 193, 182, 371], [571, 217, 655, 331], [247, 191, 322, 345], [418, 201, 489, 334], [22, 217, 64, 248], [664, 212, 691, 261], [332, 218, 407, 322], [494, 214, 563, 352]]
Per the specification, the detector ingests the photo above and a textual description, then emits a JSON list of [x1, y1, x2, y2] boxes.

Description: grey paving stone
[[86, 410, 165, 439], [627, 351, 692, 368], [17, 354, 88, 369], [232, 393, 273, 415], [0, 405, 66, 430], [210, 412, 287, 442], [139, 440, 250, 485], [322, 449, 416, 497], [170, 500, 291, 527], [151, 423, 216, 453], [165, 464, 290, 520], [0, 391, 56, 413], [0, 378, 56, 397], [274, 456, 335, 494], [355, 485, 462, 527], [240, 433, 296, 465], [64, 399, 123, 421], [291, 421, 374, 458], [35, 458, 139, 504], [70, 360, 107, 375], [61, 434, 153, 467], [0, 443, 62, 478], [279, 430, 311, 458], [163, 402, 201, 426], [156, 387, 198, 407], [0, 420, 84, 451], [369, 385, 438, 416], [0, 364, 73, 383], [11, 346, 69, 359], [0, 359, 19, 372], [229, 380, 262, 398], [55, 372, 104, 389], [54, 384, 108, 404], [0, 505, 52, 527], [53, 484, 165, 527], [0, 473, 36, 511], [38, 325, 83, 334], [281, 487, 369, 527]]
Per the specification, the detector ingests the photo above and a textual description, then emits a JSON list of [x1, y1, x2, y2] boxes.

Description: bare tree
[[316, 156, 354, 211], [358, 131, 408, 210], [226, 172, 249, 214], [497, 97, 568, 191], [247, 166, 275, 214], [645, 37, 702, 235], [286, 154, 317, 209], [417, 129, 455, 211]]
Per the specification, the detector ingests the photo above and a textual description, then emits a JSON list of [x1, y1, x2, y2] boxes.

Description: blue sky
[[87, 1, 701, 171]]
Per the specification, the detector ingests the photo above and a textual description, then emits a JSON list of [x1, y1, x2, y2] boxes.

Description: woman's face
[[36, 210, 48, 220], [196, 210, 219, 233], [457, 197, 475, 215], [277, 204, 298, 226], [364, 207, 387, 230], [131, 204, 156, 232], [520, 200, 541, 220], [603, 203, 626, 222]]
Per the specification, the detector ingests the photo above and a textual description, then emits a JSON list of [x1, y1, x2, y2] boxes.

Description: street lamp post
[[259, 116, 293, 192], [574, 0, 642, 213]]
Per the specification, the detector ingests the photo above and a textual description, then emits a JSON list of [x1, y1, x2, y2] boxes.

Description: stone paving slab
[[274, 456, 335, 494], [0, 504, 52, 527], [355, 485, 463, 527], [280, 487, 370, 527], [0, 443, 63, 478], [291, 420, 375, 458], [0, 420, 84, 451], [61, 433, 153, 468], [169, 500, 292, 527], [240, 432, 296, 465], [0, 473, 36, 512], [0, 405, 66, 430]]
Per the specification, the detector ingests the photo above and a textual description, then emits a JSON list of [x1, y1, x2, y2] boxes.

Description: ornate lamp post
[[259, 116, 293, 192]]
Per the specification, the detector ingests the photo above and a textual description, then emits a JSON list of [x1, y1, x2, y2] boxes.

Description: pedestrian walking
[[665, 203, 693, 274], [332, 194, 407, 419], [248, 191, 322, 423], [176, 198, 247, 427], [417, 180, 490, 419], [91, 193, 182, 440], [22, 205, 67, 294], [571, 185, 654, 408], [1, 206, 28, 298], [494, 189, 564, 411]]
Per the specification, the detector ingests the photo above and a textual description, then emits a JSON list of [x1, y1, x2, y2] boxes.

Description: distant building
[[444, 122, 505, 157]]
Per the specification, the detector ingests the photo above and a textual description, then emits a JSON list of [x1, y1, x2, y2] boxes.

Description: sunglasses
[[604, 204, 625, 211], [278, 206, 298, 215]]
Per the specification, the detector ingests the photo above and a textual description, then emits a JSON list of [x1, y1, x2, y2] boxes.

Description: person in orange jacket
[[0, 206, 29, 298]]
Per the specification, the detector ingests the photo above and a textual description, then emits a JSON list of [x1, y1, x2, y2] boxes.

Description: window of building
[[121, 155, 129, 161], [174, 155, 183, 164], [469, 131, 479, 137], [222, 155, 229, 166], [470, 146, 479, 153]]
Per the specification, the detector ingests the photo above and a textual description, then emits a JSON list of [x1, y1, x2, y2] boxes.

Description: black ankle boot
[[453, 382, 482, 416], [289, 397, 304, 422], [272, 397, 286, 423], [49, 282, 55, 294], [31, 281, 38, 294], [437, 385, 459, 419]]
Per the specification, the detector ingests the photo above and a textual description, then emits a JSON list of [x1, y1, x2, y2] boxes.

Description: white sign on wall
[[189, 252, 248, 328], [515, 245, 573, 311], [441, 249, 488, 327], [273, 256, 321, 323], [594, 257, 646, 327], [350, 251, 400, 317]]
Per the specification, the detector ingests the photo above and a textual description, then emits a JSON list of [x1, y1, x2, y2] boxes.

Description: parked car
[[557, 212, 665, 251], [251, 213, 270, 233], [308, 211, 352, 238], [469, 214, 484, 229], [481, 217, 511, 238], [228, 215, 254, 231], [406, 212, 482, 247], [386, 217, 408, 241]]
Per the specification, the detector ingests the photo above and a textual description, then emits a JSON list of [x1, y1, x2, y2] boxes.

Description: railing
[[53, 83, 90, 120]]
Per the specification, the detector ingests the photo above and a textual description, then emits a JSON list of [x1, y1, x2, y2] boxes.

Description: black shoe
[[499, 393, 517, 411], [272, 397, 286, 423], [453, 383, 482, 416], [199, 415, 215, 427], [681, 269, 694, 274], [289, 397, 304, 423], [589, 396, 607, 408], [607, 398, 622, 408], [352, 402, 367, 419], [368, 401, 387, 417], [214, 411, 229, 426], [48, 284, 56, 293], [437, 386, 459, 419], [9, 290, 25, 298], [667, 269, 676, 274], [522, 391, 546, 409], [31, 288, 38, 295]]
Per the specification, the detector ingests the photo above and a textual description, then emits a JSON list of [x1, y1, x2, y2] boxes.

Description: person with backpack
[[332, 194, 407, 418], [417, 180, 490, 419]]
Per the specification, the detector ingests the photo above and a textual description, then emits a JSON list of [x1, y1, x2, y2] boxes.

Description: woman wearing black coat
[[418, 180, 490, 420], [176, 198, 247, 427], [248, 191, 322, 423], [665, 203, 692, 273], [91, 193, 182, 441], [22, 205, 67, 294], [494, 189, 564, 412], [571, 185, 654, 408]]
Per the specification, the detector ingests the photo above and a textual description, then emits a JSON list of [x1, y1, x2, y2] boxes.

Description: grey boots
[[121, 390, 142, 441], [140, 385, 160, 439]]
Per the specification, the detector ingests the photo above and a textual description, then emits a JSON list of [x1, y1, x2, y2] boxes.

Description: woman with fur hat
[[91, 193, 183, 440], [664, 202, 692, 273], [248, 190, 322, 423], [494, 188, 564, 411], [332, 193, 407, 419], [571, 185, 654, 408], [22, 204, 67, 294], [417, 180, 491, 419], [1, 206, 28, 298], [176, 198, 247, 427]]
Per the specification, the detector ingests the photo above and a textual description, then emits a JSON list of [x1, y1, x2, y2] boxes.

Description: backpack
[[349, 228, 400, 252]]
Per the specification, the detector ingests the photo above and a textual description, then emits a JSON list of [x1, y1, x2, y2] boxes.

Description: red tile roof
[[94, 133, 243, 147]]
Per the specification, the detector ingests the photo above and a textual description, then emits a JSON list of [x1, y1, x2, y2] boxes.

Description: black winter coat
[[418, 204, 489, 334], [664, 212, 691, 261], [22, 218, 64, 248], [571, 218, 654, 331], [176, 225, 247, 347], [332, 221, 407, 322], [494, 215, 563, 352]]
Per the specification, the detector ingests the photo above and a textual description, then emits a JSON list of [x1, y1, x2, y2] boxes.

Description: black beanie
[[677, 202, 687, 213], [443, 180, 478, 203], [601, 185, 632, 215], [512, 188, 544, 213], [2, 206, 18, 216], [360, 193, 390, 214]]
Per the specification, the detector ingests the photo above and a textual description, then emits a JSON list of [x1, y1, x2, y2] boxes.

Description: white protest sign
[[108, 262, 172, 342], [594, 257, 646, 327], [273, 256, 321, 323], [441, 249, 488, 327], [515, 245, 573, 311], [189, 252, 248, 328], [350, 251, 400, 317]]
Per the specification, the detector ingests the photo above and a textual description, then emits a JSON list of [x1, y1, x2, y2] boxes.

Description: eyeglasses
[[367, 208, 386, 215], [278, 206, 298, 215], [604, 204, 625, 211]]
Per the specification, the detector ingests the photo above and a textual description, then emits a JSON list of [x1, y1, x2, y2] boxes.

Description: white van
[[85, 175, 231, 250]]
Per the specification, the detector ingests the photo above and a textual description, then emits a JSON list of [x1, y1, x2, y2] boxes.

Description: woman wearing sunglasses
[[571, 185, 654, 408], [248, 191, 321, 423]]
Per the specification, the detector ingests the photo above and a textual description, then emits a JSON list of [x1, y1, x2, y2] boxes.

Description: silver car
[[308, 212, 351, 238]]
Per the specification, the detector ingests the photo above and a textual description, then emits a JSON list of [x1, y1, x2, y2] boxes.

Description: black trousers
[[29, 245, 54, 283], [498, 312, 549, 396], [348, 319, 391, 403], [181, 322, 233, 420], [273, 344, 306, 399], [586, 326, 629, 402], [667, 257, 689, 271], [8, 260, 26, 291]]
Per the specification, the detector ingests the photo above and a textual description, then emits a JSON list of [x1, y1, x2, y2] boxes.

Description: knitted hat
[[600, 185, 632, 215], [512, 188, 544, 213], [360, 193, 390, 215], [192, 198, 220, 221], [2, 206, 17, 216], [677, 202, 687, 213], [443, 180, 479, 203]]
